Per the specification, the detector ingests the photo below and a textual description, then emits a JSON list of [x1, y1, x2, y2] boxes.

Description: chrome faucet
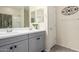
[[7, 28, 12, 32], [7, 25, 13, 32]]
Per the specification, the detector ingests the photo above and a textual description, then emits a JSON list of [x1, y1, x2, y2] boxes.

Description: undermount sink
[[0, 31, 19, 35]]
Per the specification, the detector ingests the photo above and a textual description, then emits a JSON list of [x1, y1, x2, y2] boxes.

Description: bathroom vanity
[[0, 30, 45, 52]]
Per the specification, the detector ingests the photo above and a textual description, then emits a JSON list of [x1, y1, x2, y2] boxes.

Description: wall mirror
[[0, 6, 30, 28], [37, 9, 44, 23], [31, 11, 35, 23], [0, 6, 45, 29], [30, 7, 44, 29]]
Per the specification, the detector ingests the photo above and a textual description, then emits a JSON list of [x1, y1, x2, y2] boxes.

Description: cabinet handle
[[14, 45, 17, 48], [37, 38, 40, 40], [10, 47, 13, 50]]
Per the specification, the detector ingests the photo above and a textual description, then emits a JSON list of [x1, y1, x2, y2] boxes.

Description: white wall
[[56, 6, 79, 51]]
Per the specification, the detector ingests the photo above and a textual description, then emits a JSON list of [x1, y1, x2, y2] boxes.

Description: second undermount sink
[[0, 32, 18, 35], [0, 30, 28, 35]]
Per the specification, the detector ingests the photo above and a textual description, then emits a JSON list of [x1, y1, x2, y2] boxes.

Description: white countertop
[[0, 29, 45, 39]]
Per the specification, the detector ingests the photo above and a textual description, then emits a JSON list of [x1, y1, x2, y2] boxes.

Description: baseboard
[[44, 49, 49, 52], [45, 44, 56, 52]]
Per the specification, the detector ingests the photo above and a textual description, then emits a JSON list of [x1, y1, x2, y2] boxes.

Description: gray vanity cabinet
[[0, 31, 45, 52], [29, 31, 45, 52]]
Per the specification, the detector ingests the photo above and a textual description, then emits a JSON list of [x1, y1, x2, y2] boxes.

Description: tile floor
[[50, 45, 77, 52]]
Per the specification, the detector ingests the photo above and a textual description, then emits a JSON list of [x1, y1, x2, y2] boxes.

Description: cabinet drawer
[[29, 31, 45, 38], [0, 34, 28, 47]]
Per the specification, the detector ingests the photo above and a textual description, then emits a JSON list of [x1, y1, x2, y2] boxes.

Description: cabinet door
[[36, 36, 45, 52], [48, 7, 56, 50], [13, 40, 28, 52], [0, 44, 13, 52], [29, 36, 45, 52]]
